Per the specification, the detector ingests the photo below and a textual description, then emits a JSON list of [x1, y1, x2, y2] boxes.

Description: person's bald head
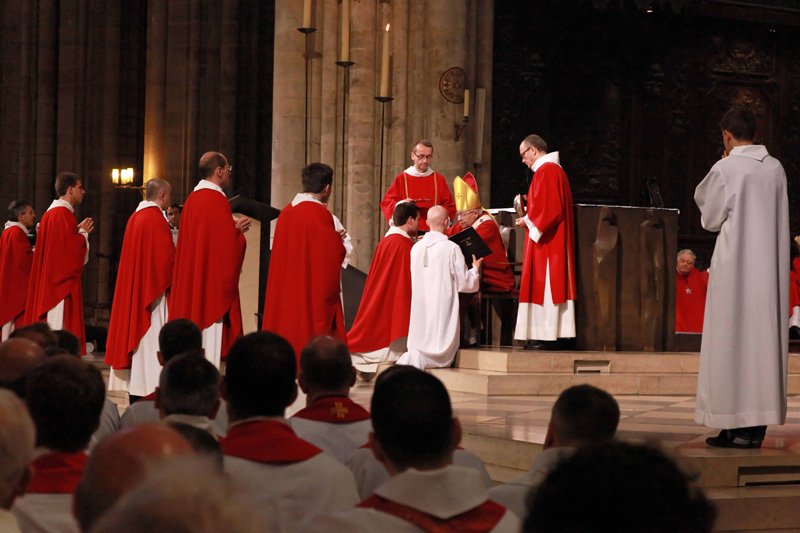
[[299, 336, 356, 399], [0, 339, 46, 398], [74, 423, 192, 531], [427, 205, 449, 233], [145, 178, 172, 210]]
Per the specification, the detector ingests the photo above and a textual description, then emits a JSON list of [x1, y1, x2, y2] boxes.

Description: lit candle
[[463, 89, 470, 119], [111, 168, 120, 185], [379, 24, 390, 97], [340, 0, 350, 62], [126, 168, 134, 185], [303, 0, 312, 29]]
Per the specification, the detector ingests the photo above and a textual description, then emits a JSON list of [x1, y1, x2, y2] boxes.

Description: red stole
[[380, 172, 457, 232], [169, 188, 246, 358], [675, 268, 709, 333], [292, 396, 371, 424], [26, 451, 87, 494], [358, 494, 506, 532], [518, 162, 577, 305], [0, 225, 33, 326], [24, 206, 87, 352], [262, 200, 347, 359], [347, 232, 414, 352], [220, 420, 321, 464], [105, 206, 175, 369]]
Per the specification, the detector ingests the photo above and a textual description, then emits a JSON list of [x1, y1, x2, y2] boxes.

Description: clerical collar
[[48, 198, 74, 213], [404, 165, 434, 177], [227, 415, 286, 431], [292, 192, 325, 207], [385, 226, 411, 239], [532, 151, 561, 172], [194, 179, 226, 197], [136, 200, 161, 212], [3, 221, 30, 236]]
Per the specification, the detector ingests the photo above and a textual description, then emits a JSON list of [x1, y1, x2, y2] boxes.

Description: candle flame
[[385, 23, 390, 31]]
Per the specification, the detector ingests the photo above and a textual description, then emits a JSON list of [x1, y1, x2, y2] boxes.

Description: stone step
[[705, 486, 800, 531], [431, 368, 702, 396], [456, 349, 800, 375]]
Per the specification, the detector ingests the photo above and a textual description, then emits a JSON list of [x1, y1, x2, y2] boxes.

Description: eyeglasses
[[227, 165, 233, 173], [413, 153, 433, 161], [520, 146, 532, 159]]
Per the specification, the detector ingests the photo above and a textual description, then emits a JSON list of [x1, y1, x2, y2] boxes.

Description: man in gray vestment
[[694, 106, 789, 448]]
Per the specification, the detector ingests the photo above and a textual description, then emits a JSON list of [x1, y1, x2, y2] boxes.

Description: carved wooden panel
[[493, 0, 800, 263]]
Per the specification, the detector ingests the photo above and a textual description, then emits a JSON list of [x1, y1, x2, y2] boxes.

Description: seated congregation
[[0, 321, 716, 532]]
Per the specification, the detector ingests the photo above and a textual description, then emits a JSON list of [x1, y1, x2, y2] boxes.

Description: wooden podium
[[573, 204, 679, 351]]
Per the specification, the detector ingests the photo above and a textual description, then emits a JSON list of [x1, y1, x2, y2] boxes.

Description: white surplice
[[694, 144, 789, 429], [396, 231, 480, 369]]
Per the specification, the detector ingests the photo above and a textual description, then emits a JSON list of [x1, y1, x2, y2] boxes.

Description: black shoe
[[705, 429, 763, 449], [523, 341, 548, 350]]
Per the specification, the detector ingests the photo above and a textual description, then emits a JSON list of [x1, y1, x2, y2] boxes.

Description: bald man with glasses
[[380, 140, 456, 233]]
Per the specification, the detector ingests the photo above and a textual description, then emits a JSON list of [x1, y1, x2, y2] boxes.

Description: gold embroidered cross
[[330, 401, 349, 419], [685, 287, 692, 294]]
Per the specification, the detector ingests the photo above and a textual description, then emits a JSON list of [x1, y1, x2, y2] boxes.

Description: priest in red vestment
[[675, 249, 709, 333], [24, 173, 94, 354], [105, 179, 175, 397], [263, 163, 348, 359], [791, 241, 800, 333], [447, 173, 517, 345], [0, 200, 35, 340], [169, 152, 251, 367], [380, 140, 456, 232], [514, 135, 577, 350], [347, 202, 419, 373]]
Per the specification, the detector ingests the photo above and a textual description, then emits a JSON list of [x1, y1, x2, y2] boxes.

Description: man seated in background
[[13, 356, 105, 532], [489, 384, 620, 517], [121, 319, 227, 434], [675, 249, 709, 333], [220, 332, 359, 531], [313, 366, 518, 531], [156, 352, 221, 438], [290, 336, 372, 462]]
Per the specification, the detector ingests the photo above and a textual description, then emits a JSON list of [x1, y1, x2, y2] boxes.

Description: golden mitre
[[453, 172, 482, 212]]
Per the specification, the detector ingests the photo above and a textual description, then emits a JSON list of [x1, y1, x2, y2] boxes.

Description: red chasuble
[[347, 231, 413, 353], [791, 257, 800, 311], [24, 205, 88, 352], [25, 451, 87, 494], [0, 225, 33, 327], [447, 214, 516, 294], [105, 206, 175, 370], [169, 188, 246, 358], [358, 495, 507, 532], [263, 200, 346, 359], [675, 268, 709, 333], [518, 163, 577, 305], [292, 396, 371, 424], [380, 172, 456, 232], [221, 420, 321, 464]]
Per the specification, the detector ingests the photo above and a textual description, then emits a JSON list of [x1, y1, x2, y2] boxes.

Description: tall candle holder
[[374, 95, 393, 243], [297, 26, 317, 165], [335, 60, 355, 221]]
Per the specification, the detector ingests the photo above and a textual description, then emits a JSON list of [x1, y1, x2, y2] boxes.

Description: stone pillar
[[271, 0, 493, 271]]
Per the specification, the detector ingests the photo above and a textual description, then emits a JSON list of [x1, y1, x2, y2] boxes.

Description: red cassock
[[518, 162, 577, 305], [380, 172, 456, 232], [675, 267, 709, 333], [0, 225, 33, 328], [24, 206, 88, 351], [791, 257, 800, 311], [263, 200, 346, 358], [447, 213, 516, 294], [169, 189, 246, 358], [347, 231, 413, 353], [105, 206, 175, 370]]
